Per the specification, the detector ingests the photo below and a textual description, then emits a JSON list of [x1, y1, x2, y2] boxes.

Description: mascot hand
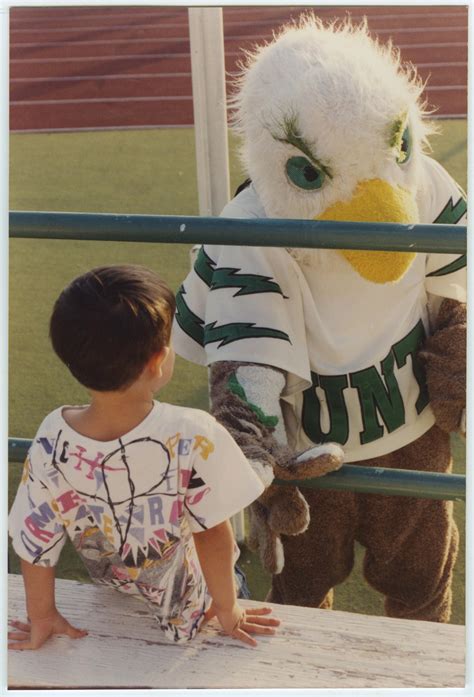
[[247, 485, 310, 575], [248, 498, 285, 575], [420, 298, 466, 434], [274, 442, 344, 480], [249, 443, 344, 574], [247, 444, 344, 574]]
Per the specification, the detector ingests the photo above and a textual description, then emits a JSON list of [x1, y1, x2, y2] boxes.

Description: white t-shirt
[[173, 155, 466, 462], [9, 401, 264, 643]]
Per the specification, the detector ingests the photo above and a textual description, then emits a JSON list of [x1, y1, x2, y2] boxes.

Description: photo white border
[[1, 0, 472, 695]]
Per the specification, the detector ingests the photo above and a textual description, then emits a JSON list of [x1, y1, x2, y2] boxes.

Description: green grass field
[[8, 121, 467, 622]]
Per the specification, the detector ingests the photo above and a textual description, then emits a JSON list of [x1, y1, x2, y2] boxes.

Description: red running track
[[10, 5, 467, 132]]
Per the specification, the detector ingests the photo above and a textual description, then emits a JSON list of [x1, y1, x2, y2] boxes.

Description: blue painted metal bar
[[10, 211, 466, 253], [8, 437, 465, 501]]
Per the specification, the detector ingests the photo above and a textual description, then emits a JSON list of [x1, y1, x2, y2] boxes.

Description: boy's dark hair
[[50, 265, 176, 391]]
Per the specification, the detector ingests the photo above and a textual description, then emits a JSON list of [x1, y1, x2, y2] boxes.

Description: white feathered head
[[230, 15, 435, 282]]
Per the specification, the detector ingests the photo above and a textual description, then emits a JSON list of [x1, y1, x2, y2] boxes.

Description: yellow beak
[[316, 179, 419, 283]]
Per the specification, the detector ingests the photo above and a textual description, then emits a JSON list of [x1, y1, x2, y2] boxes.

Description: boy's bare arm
[[192, 520, 280, 646], [8, 560, 88, 650]]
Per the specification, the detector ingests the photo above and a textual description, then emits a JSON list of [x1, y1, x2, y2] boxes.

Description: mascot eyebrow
[[271, 114, 333, 179]]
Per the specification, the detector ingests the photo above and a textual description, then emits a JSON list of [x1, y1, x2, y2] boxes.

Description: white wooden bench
[[8, 573, 465, 689]]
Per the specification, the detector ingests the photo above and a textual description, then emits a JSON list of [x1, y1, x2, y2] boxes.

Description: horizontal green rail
[[9, 438, 465, 501], [9, 439, 32, 463], [275, 466, 465, 501], [10, 211, 466, 253]]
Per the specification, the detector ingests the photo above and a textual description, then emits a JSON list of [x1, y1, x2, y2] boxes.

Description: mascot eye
[[396, 126, 412, 164], [286, 156, 326, 190]]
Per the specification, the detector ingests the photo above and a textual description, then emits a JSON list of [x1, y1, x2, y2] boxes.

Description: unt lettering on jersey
[[302, 320, 429, 446]]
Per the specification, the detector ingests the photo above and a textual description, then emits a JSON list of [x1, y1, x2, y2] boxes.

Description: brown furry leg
[[357, 425, 458, 622], [382, 521, 458, 621], [267, 487, 357, 607]]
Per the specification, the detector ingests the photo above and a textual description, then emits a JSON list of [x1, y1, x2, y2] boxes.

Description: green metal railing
[[9, 211, 467, 502], [10, 210, 465, 253]]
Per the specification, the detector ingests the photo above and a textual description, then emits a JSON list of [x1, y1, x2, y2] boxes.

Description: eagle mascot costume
[[173, 16, 466, 622]]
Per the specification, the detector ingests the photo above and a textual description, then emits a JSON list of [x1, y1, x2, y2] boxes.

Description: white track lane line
[[11, 53, 193, 63], [9, 8, 465, 24], [9, 43, 469, 65], [11, 85, 466, 107], [11, 96, 194, 105], [10, 73, 191, 82], [9, 13, 468, 33], [9, 62, 468, 83], [10, 111, 467, 135], [9, 26, 468, 48]]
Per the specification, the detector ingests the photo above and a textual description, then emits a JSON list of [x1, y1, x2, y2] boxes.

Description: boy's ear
[[149, 347, 169, 377]]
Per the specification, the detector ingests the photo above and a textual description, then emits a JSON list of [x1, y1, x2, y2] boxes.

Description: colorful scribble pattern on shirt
[[9, 402, 263, 643]]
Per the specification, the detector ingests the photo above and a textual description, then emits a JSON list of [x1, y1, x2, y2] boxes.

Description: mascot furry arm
[[173, 17, 466, 618], [209, 360, 344, 572]]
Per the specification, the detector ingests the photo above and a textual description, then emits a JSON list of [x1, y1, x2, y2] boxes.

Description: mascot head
[[230, 16, 435, 283]]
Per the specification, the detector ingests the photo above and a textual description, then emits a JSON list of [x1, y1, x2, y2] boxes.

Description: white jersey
[[173, 156, 466, 462], [9, 401, 263, 643]]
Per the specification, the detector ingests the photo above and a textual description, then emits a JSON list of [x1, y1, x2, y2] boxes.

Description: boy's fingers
[[244, 606, 273, 615], [8, 640, 36, 651], [244, 614, 280, 626], [9, 620, 31, 633], [66, 626, 88, 639], [8, 631, 29, 641], [242, 621, 277, 635], [233, 628, 257, 647]]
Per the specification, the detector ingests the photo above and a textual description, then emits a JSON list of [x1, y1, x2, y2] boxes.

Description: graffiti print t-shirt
[[172, 155, 466, 462], [8, 401, 264, 643]]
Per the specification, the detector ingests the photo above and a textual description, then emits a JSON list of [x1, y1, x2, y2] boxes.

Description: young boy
[[8, 265, 279, 650]]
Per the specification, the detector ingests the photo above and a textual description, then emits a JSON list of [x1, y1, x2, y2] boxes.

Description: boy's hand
[[204, 602, 280, 647], [8, 610, 88, 650]]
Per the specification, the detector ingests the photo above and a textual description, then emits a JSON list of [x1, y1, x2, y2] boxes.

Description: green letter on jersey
[[392, 319, 429, 414], [350, 351, 405, 445], [302, 373, 350, 444]]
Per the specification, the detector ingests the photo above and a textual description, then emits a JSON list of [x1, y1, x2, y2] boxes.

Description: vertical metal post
[[188, 8, 241, 540], [188, 7, 230, 216]]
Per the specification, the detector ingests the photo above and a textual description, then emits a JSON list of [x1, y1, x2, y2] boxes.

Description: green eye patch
[[286, 156, 326, 190]]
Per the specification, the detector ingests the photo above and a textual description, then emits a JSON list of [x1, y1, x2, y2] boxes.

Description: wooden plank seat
[[8, 573, 465, 690]]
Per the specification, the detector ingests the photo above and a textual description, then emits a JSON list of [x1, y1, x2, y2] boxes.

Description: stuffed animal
[[173, 16, 466, 622]]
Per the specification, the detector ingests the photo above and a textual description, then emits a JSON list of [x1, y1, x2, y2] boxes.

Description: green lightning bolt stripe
[[427, 254, 466, 278], [194, 246, 284, 297], [204, 321, 291, 348], [433, 196, 467, 225], [211, 268, 284, 297], [175, 286, 204, 346], [427, 195, 467, 278], [194, 246, 216, 287]]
